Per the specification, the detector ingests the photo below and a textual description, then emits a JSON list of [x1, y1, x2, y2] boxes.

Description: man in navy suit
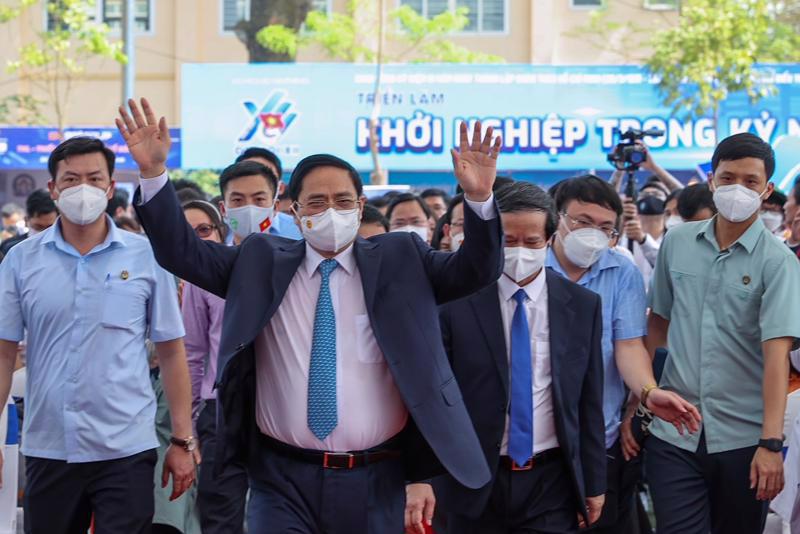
[[405, 181, 607, 534], [117, 98, 504, 533]]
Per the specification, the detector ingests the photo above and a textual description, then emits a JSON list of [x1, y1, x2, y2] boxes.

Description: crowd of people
[[0, 97, 799, 534]]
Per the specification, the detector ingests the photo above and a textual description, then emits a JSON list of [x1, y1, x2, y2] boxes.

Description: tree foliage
[[233, 0, 313, 62], [1, 0, 126, 130], [646, 0, 800, 126], [256, 0, 503, 63], [0, 94, 46, 125], [169, 168, 222, 198]]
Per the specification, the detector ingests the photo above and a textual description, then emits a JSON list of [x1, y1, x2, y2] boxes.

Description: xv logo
[[239, 90, 299, 143]]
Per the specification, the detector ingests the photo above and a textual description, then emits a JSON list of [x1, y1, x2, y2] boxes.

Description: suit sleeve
[[580, 293, 607, 498], [440, 305, 454, 366], [417, 199, 503, 305], [134, 178, 238, 298]]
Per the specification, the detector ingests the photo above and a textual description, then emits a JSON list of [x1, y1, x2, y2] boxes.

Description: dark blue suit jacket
[[134, 182, 503, 489], [433, 270, 606, 516]]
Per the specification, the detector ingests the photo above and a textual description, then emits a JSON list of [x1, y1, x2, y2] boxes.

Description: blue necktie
[[307, 259, 339, 441], [508, 288, 533, 466]]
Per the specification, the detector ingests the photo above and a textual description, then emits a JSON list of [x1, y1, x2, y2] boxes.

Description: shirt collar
[[497, 268, 547, 304], [42, 215, 126, 256], [695, 215, 765, 254], [303, 241, 357, 277]]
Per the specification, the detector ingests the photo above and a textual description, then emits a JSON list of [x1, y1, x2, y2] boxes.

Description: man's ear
[[48, 180, 58, 201], [218, 200, 226, 217], [107, 180, 116, 199], [442, 223, 452, 238], [707, 173, 715, 192]]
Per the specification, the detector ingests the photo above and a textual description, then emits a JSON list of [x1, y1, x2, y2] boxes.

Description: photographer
[[618, 194, 664, 288], [611, 141, 684, 195]]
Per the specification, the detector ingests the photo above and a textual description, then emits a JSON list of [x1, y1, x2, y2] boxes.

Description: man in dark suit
[[117, 98, 504, 533], [405, 181, 606, 534]]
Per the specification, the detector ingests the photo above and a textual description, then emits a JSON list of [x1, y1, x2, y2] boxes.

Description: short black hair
[[219, 161, 279, 198], [177, 187, 207, 204], [48, 136, 115, 180], [677, 183, 716, 220], [235, 147, 283, 178], [420, 188, 451, 205], [665, 189, 682, 206], [360, 204, 389, 232], [711, 132, 775, 179], [367, 195, 391, 209], [171, 178, 207, 200], [288, 154, 363, 202], [551, 174, 623, 217], [26, 189, 57, 218], [495, 181, 558, 239], [764, 190, 787, 208], [386, 193, 432, 222], [106, 188, 130, 216]]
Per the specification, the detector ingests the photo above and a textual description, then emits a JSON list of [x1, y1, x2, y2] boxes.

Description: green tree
[[257, 0, 502, 63], [232, 0, 313, 63], [0, 94, 46, 125], [646, 0, 800, 135], [169, 169, 222, 198], [1, 0, 126, 131]]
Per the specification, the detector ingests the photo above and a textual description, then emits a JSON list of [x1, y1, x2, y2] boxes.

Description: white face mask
[[450, 232, 464, 252], [503, 246, 547, 283], [56, 184, 109, 226], [712, 183, 768, 223], [392, 224, 428, 242], [760, 211, 783, 233], [226, 205, 274, 240], [562, 227, 609, 269], [300, 207, 360, 253], [665, 215, 683, 230]]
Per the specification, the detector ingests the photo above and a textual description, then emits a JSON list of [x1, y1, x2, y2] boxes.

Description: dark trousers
[[646, 434, 768, 534], [446, 454, 579, 534], [24, 449, 157, 534], [246, 441, 406, 534], [196, 400, 248, 534], [591, 439, 640, 534]]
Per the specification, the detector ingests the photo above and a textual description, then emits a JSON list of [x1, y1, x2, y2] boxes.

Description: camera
[[607, 128, 665, 172]]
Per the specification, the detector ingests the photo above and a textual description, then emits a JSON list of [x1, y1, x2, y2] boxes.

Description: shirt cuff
[[464, 193, 497, 221], [139, 170, 169, 204]]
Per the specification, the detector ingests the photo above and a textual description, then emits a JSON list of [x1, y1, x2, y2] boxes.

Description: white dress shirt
[[139, 171, 497, 451], [497, 271, 559, 455]]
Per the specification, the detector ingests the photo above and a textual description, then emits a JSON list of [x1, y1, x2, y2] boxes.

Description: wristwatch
[[758, 436, 785, 453], [170, 435, 197, 452]]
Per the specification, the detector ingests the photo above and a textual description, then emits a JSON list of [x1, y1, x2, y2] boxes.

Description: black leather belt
[[499, 448, 562, 471], [260, 433, 402, 470]]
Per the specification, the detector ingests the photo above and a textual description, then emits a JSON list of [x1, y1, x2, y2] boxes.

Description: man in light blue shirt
[[0, 137, 197, 534], [545, 175, 699, 532]]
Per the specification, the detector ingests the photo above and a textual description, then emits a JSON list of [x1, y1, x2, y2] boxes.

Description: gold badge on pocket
[[742, 275, 751, 285], [121, 270, 129, 280]]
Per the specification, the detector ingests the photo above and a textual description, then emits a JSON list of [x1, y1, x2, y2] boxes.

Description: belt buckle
[[323, 452, 355, 469], [511, 458, 534, 471]]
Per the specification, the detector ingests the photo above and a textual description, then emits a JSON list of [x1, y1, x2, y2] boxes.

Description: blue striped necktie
[[307, 258, 339, 440], [508, 288, 533, 466]]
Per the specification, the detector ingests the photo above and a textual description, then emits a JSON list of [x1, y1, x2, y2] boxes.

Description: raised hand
[[451, 121, 502, 202], [116, 98, 171, 178]]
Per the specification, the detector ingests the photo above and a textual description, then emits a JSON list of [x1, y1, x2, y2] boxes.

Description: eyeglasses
[[295, 198, 359, 215], [193, 223, 219, 239], [560, 213, 619, 239]]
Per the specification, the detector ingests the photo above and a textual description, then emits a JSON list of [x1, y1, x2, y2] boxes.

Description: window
[[399, 0, 507, 33], [570, 0, 604, 8], [46, 0, 152, 33], [222, 0, 249, 32], [222, 0, 331, 33], [643, 0, 678, 9], [103, 0, 151, 32]]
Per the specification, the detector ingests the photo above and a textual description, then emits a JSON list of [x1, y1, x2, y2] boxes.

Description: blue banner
[[181, 63, 800, 189], [0, 127, 181, 171]]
